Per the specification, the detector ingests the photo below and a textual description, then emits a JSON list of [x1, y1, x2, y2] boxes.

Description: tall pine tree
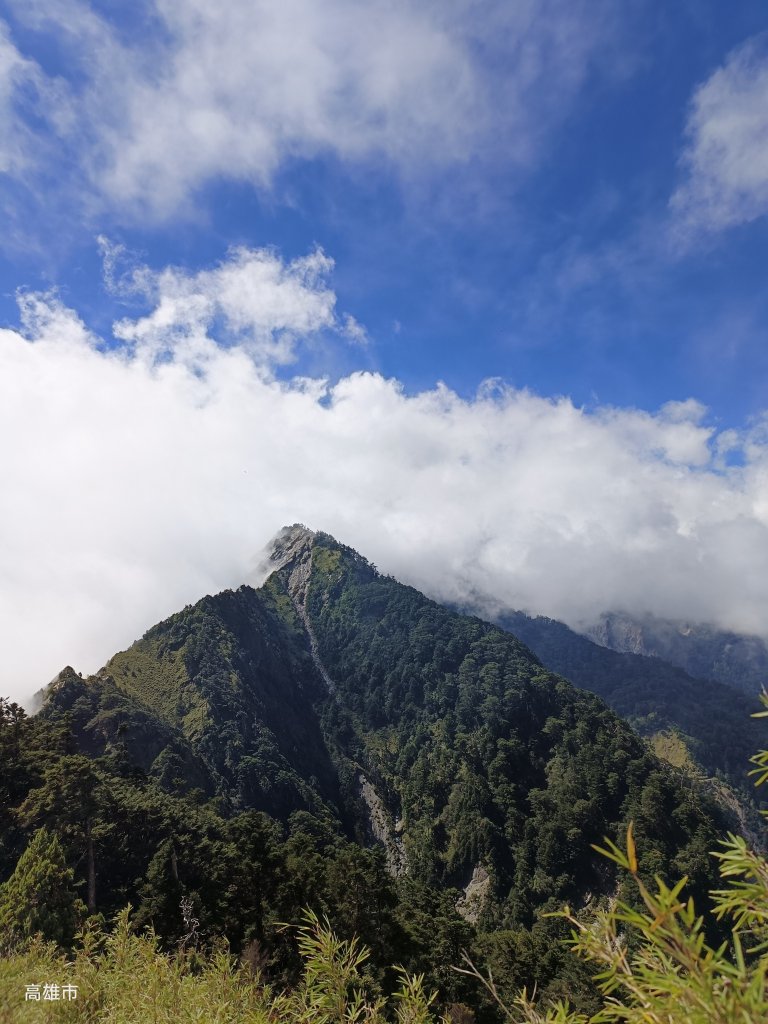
[[0, 828, 86, 949]]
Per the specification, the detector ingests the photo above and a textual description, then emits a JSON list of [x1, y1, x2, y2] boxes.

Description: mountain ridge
[[36, 526, 728, 933]]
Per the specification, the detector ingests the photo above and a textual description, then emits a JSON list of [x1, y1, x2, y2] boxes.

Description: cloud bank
[[4, 245, 768, 704]]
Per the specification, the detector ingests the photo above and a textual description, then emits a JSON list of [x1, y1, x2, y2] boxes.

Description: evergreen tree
[[134, 838, 185, 942], [0, 828, 86, 949], [18, 755, 112, 913]]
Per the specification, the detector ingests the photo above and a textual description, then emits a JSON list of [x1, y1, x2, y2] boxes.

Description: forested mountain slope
[[494, 610, 764, 807], [268, 529, 724, 920], [0, 526, 745, 1011]]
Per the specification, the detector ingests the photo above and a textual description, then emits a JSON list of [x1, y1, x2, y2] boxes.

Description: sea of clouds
[[3, 243, 768, 704]]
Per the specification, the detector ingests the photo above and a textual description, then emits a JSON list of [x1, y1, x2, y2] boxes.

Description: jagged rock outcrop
[[456, 863, 490, 924], [267, 525, 337, 694], [357, 773, 407, 876]]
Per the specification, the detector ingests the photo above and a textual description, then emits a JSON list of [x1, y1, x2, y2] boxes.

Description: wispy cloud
[[3, 0, 622, 221], [4, 246, 768, 703], [671, 35, 768, 235], [0, 19, 68, 175]]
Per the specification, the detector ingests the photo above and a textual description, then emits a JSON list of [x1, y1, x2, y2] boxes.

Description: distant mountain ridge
[[583, 611, 768, 695]]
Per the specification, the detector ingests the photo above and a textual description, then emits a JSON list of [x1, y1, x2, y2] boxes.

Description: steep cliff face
[[38, 527, 729, 930], [267, 525, 338, 694]]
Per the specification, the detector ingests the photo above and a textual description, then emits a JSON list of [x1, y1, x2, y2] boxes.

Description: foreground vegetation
[[0, 910, 446, 1023], [2, 699, 768, 1021], [3, 805, 768, 1024]]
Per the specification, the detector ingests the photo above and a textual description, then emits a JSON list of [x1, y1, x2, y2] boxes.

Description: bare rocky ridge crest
[[267, 525, 336, 695], [267, 525, 409, 876]]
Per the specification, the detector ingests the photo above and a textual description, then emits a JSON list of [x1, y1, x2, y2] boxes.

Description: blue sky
[[1, 0, 767, 421], [4, 0, 768, 698]]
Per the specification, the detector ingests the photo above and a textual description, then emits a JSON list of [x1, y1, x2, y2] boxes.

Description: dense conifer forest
[[494, 610, 765, 821]]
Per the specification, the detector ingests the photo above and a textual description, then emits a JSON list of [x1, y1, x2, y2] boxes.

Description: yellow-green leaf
[[627, 822, 638, 875]]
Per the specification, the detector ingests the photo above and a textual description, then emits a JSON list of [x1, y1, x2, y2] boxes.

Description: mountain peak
[[264, 524, 319, 609], [267, 523, 316, 571]]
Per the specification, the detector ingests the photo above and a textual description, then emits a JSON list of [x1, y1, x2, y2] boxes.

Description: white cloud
[[107, 243, 341, 368], [671, 36, 768, 233], [5, 0, 618, 219], [4, 247, 768, 704]]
